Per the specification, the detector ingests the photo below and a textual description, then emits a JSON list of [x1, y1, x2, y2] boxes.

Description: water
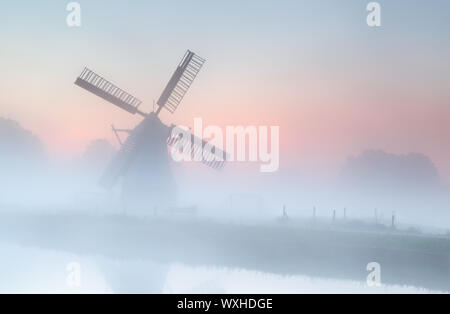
[[0, 244, 443, 294]]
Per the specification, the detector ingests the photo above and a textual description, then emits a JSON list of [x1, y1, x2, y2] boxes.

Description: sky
[[0, 0, 449, 179]]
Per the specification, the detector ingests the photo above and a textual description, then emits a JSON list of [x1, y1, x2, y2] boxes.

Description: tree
[[0, 117, 45, 177], [341, 149, 440, 190]]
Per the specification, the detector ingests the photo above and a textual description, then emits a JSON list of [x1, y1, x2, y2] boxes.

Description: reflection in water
[[0, 244, 111, 293], [163, 264, 443, 294], [0, 244, 444, 294]]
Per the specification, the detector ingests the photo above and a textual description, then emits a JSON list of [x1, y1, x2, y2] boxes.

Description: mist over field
[[0, 117, 449, 293], [1, 116, 449, 228]]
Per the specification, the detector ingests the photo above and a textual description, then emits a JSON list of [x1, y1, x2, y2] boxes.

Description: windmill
[[75, 50, 226, 210]]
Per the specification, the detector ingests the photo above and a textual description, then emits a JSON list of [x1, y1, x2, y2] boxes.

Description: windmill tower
[[75, 50, 226, 210]]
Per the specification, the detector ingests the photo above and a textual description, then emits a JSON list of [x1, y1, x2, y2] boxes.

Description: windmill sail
[[157, 50, 205, 114], [167, 128, 227, 170], [99, 127, 141, 189], [75, 68, 143, 115]]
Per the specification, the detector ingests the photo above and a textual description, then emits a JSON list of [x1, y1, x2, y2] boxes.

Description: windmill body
[[121, 114, 176, 210], [75, 50, 227, 211]]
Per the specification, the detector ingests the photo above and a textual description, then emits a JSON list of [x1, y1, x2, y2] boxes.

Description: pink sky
[[2, 64, 448, 181], [1, 1, 449, 180]]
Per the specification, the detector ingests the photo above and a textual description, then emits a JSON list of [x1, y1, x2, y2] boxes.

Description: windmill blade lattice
[[157, 51, 205, 114], [75, 68, 143, 116], [167, 129, 227, 170]]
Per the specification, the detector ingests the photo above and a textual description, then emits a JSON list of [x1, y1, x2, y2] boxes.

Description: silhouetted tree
[[341, 150, 440, 189], [0, 117, 45, 178]]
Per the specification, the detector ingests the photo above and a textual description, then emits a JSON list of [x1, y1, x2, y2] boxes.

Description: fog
[[0, 117, 449, 293]]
